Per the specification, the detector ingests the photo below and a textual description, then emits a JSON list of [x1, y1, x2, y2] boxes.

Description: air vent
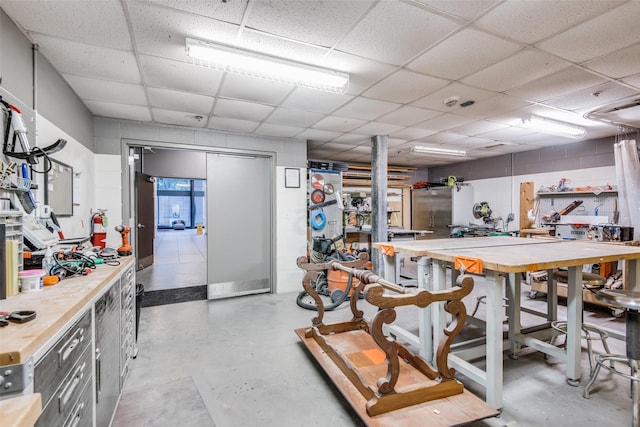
[[585, 97, 640, 130]]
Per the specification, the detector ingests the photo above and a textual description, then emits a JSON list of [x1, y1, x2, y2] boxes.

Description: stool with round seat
[[583, 289, 640, 427]]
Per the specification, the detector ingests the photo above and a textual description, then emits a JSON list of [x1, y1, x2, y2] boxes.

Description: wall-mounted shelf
[[536, 190, 617, 196]]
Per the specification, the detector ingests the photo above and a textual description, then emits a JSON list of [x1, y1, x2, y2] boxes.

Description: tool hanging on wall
[[1, 96, 66, 167]]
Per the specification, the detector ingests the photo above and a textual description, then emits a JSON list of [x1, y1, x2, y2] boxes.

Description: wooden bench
[[295, 255, 499, 426]]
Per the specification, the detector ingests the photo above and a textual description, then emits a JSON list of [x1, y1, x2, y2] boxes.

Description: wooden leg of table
[[417, 256, 433, 362], [566, 266, 583, 385], [486, 271, 504, 409]]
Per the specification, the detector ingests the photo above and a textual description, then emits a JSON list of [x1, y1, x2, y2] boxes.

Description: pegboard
[[537, 190, 619, 225]]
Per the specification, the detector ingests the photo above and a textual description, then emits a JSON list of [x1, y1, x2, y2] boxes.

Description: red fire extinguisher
[[91, 210, 108, 248]]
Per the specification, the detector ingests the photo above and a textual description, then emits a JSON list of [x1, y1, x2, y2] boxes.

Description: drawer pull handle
[[58, 328, 84, 366], [95, 348, 101, 403], [59, 362, 86, 412], [64, 401, 85, 427]]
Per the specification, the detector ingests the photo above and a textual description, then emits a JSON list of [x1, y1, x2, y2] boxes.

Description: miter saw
[[473, 202, 494, 223]]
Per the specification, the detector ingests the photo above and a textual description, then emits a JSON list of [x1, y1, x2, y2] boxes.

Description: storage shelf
[[536, 190, 617, 196]]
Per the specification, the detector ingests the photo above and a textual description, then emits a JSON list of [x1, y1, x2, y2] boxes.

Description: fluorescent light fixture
[[412, 145, 466, 157], [521, 115, 586, 139], [185, 38, 349, 93]]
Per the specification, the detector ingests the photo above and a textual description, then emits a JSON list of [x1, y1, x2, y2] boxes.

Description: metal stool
[[583, 289, 640, 427]]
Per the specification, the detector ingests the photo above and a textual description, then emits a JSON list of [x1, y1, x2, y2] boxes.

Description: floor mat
[[113, 377, 215, 427], [142, 285, 208, 307]]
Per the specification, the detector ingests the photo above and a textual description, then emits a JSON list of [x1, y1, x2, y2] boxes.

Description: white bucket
[[19, 269, 45, 292]]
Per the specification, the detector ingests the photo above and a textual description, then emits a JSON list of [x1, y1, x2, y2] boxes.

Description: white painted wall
[[466, 166, 617, 232]]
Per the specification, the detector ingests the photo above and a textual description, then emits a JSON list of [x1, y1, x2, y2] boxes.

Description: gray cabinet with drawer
[[34, 309, 92, 427], [120, 266, 135, 389]]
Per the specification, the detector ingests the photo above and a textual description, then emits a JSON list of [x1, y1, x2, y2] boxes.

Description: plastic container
[[327, 270, 360, 296], [19, 269, 45, 292]]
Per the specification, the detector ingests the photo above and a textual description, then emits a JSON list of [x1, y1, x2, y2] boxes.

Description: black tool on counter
[[0, 310, 36, 326]]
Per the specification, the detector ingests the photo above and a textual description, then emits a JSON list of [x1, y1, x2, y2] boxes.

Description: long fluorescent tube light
[[186, 38, 349, 94], [412, 145, 466, 157], [521, 115, 586, 139]]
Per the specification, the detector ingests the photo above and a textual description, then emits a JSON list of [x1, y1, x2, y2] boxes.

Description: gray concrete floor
[[116, 283, 634, 427]]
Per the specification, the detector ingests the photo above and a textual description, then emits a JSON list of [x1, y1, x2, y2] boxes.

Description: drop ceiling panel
[[127, 1, 240, 61], [312, 116, 367, 132], [64, 75, 147, 105], [245, 0, 373, 47], [415, 113, 477, 132], [377, 106, 441, 127], [352, 121, 404, 135], [506, 67, 606, 103], [148, 0, 248, 25], [410, 82, 496, 112], [363, 70, 448, 104], [623, 74, 640, 89], [389, 127, 438, 140], [1, 0, 131, 49], [218, 73, 294, 105], [337, 1, 458, 65], [265, 108, 325, 128], [331, 134, 370, 144], [461, 49, 572, 92], [147, 87, 214, 115], [324, 51, 397, 96], [583, 43, 640, 79], [449, 120, 509, 136], [85, 100, 151, 122], [29, 34, 140, 83], [476, 126, 536, 141], [152, 108, 207, 127], [408, 28, 521, 80], [449, 94, 531, 120], [333, 97, 402, 121], [208, 117, 259, 133], [414, 0, 501, 22], [238, 28, 330, 65], [475, 0, 625, 44], [417, 132, 466, 144], [281, 88, 353, 114], [140, 55, 224, 96], [543, 82, 638, 112], [540, 2, 640, 62], [254, 123, 305, 138], [213, 99, 274, 121]]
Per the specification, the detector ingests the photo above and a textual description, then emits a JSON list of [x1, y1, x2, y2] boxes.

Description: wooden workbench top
[[0, 257, 134, 367], [0, 393, 41, 427], [371, 236, 558, 256]]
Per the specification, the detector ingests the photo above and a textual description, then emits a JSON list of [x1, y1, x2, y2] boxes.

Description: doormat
[[142, 285, 207, 307], [113, 376, 215, 427]]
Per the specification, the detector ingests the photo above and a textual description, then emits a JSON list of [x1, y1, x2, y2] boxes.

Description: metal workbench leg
[[566, 266, 583, 385], [486, 271, 504, 409], [417, 256, 433, 361], [508, 272, 522, 358], [547, 268, 557, 322], [431, 259, 447, 362], [382, 253, 396, 283]]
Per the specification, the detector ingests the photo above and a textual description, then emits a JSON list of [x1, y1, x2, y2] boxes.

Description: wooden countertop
[[371, 236, 558, 256], [0, 257, 135, 367], [0, 394, 41, 427]]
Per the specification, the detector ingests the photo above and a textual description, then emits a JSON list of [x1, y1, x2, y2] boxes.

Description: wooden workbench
[[0, 257, 134, 366]]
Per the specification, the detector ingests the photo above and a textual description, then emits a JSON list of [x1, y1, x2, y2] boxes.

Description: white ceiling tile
[[309, 142, 353, 151], [254, 123, 305, 138], [461, 49, 572, 92], [152, 108, 207, 127], [64, 75, 147, 105], [296, 128, 344, 141], [29, 34, 140, 83], [414, 113, 477, 132], [346, 145, 371, 154], [408, 28, 521, 80], [214, 99, 274, 121], [583, 43, 640, 79], [352, 122, 404, 136], [85, 101, 151, 121], [536, 1, 640, 63], [451, 136, 498, 148], [281, 88, 353, 114], [237, 28, 329, 65], [411, 82, 496, 112], [333, 98, 401, 121], [127, 1, 240, 61], [377, 106, 441, 127], [417, 132, 467, 144], [1, 0, 131, 49], [455, 94, 532, 119], [148, 0, 247, 25], [147, 87, 214, 115], [363, 70, 448, 104], [337, 1, 458, 65], [449, 120, 509, 136], [140, 55, 224, 96], [477, 126, 535, 141], [312, 116, 367, 133], [265, 108, 325, 128], [324, 51, 397, 96], [331, 134, 370, 144], [245, 0, 373, 47], [476, 0, 625, 44], [218, 73, 294, 105], [414, 0, 501, 21], [543, 82, 638, 112], [506, 67, 607, 102], [208, 117, 259, 133], [622, 73, 640, 90], [389, 127, 438, 141]]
